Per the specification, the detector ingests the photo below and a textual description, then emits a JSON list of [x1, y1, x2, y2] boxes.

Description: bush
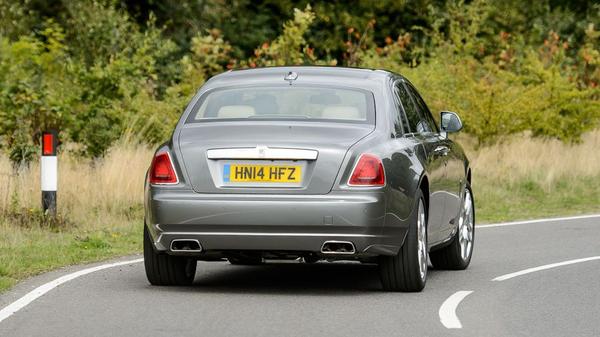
[[358, 2, 600, 145], [0, 5, 182, 159], [0, 21, 77, 163], [247, 5, 321, 67]]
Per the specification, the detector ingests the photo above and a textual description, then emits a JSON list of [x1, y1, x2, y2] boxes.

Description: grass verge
[[475, 176, 600, 223], [468, 129, 600, 222], [0, 140, 150, 293], [0, 223, 141, 292]]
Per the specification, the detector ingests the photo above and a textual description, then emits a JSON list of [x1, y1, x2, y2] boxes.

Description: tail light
[[348, 154, 385, 186], [149, 152, 178, 184]]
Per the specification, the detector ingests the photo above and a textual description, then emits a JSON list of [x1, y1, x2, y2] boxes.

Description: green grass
[[475, 176, 600, 223], [1, 176, 599, 294], [0, 222, 142, 293]]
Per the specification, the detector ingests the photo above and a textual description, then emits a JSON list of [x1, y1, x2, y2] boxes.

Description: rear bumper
[[145, 189, 408, 257]]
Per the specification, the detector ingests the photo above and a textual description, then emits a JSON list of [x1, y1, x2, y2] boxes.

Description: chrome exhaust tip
[[320, 241, 356, 255], [170, 239, 202, 252]]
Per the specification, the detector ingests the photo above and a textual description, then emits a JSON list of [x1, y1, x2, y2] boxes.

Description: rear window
[[186, 86, 374, 123]]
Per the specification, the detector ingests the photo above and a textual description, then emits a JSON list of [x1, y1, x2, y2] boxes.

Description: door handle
[[434, 146, 449, 156]]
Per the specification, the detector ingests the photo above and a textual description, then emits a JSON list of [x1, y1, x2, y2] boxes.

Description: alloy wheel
[[416, 200, 428, 280], [458, 190, 474, 261]]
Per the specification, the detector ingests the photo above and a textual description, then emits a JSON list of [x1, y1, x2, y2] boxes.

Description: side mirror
[[440, 111, 463, 133]]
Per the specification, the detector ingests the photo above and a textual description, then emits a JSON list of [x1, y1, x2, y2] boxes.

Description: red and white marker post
[[41, 130, 58, 216]]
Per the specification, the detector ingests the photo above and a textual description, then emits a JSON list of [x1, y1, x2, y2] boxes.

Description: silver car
[[144, 66, 474, 292]]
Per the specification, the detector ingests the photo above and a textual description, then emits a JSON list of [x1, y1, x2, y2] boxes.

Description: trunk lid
[[177, 121, 374, 194]]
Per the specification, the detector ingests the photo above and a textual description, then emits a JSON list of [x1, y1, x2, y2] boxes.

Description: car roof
[[205, 66, 398, 88]]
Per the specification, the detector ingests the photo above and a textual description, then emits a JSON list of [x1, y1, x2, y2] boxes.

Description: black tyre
[[430, 185, 474, 270], [378, 190, 428, 292], [144, 225, 197, 286]]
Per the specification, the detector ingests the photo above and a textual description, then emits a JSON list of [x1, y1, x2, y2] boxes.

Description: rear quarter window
[[395, 83, 421, 132]]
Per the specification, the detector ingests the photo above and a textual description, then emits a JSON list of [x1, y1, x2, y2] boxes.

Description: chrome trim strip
[[162, 232, 377, 238], [206, 147, 318, 160]]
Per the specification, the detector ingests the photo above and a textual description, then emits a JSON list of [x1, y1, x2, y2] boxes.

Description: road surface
[[1, 215, 599, 336]]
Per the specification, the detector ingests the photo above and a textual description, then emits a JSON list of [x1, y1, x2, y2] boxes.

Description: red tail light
[[149, 152, 178, 184], [348, 154, 385, 186]]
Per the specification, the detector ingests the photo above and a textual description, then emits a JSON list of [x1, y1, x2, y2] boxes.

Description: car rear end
[[144, 67, 397, 262]]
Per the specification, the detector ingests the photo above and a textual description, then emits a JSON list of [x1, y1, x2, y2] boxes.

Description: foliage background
[[1, 0, 599, 162]]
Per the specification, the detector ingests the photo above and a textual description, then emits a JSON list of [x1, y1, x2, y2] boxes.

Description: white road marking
[[439, 290, 473, 329], [0, 258, 143, 324], [492, 256, 600, 281], [435, 215, 600, 329], [478, 214, 600, 229]]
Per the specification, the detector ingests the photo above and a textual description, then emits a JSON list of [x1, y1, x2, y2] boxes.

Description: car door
[[394, 80, 448, 244], [442, 140, 465, 226], [405, 82, 459, 239]]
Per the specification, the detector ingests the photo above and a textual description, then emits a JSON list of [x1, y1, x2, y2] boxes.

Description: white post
[[41, 130, 57, 216]]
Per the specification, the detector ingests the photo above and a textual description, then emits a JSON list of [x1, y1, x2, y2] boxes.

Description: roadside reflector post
[[41, 130, 58, 216]]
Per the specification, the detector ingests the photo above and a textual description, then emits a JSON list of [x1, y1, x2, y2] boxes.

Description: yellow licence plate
[[224, 164, 302, 183]]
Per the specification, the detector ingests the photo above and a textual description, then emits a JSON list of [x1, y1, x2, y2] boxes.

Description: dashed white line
[[492, 256, 600, 281], [478, 214, 600, 229], [439, 290, 473, 329], [0, 258, 143, 324]]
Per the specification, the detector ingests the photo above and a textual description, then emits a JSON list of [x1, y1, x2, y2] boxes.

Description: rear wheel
[[144, 225, 197, 286], [430, 185, 474, 270], [378, 191, 427, 292]]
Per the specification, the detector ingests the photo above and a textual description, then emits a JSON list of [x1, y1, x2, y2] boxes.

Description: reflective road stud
[[41, 130, 58, 216]]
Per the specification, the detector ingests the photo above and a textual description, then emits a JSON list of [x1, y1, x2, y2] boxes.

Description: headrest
[[217, 105, 256, 118], [321, 106, 362, 120]]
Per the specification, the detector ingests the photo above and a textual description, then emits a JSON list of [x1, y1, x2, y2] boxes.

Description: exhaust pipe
[[170, 239, 202, 252], [320, 241, 356, 255]]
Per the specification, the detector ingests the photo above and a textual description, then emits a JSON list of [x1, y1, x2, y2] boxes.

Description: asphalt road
[[1, 215, 599, 337]]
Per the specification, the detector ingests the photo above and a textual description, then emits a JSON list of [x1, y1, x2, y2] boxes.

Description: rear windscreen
[[186, 86, 374, 123]]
